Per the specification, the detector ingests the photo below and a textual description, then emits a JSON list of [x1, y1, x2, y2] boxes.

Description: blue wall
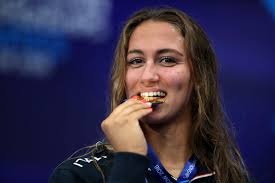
[[1, 0, 274, 182]]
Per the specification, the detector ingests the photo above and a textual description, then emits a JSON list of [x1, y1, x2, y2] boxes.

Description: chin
[[140, 113, 169, 125]]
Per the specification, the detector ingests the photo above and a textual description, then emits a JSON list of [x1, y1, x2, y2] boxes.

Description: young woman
[[50, 7, 250, 183]]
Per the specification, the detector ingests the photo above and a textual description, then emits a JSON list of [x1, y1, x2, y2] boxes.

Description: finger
[[129, 107, 153, 120], [111, 99, 138, 115], [118, 102, 151, 117], [111, 98, 150, 117]]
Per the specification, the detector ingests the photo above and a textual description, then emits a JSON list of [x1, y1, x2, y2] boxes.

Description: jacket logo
[[73, 156, 107, 167]]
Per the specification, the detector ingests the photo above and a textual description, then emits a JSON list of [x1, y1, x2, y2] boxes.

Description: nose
[[140, 62, 159, 85]]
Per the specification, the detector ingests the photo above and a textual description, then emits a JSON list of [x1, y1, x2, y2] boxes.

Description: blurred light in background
[[262, 0, 275, 21], [0, 26, 70, 78], [0, 0, 112, 78], [0, 0, 112, 38]]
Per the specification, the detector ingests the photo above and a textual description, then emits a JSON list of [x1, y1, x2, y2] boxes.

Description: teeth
[[140, 91, 166, 97]]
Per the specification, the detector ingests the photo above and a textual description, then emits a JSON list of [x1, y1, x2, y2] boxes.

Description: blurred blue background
[[0, 0, 274, 182]]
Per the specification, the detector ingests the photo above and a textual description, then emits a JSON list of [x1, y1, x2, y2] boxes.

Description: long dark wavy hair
[[85, 7, 249, 183]]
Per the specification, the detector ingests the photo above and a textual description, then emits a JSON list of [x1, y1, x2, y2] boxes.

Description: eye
[[127, 58, 144, 68], [159, 56, 177, 67]]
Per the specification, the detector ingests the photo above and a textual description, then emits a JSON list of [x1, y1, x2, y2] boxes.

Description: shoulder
[[49, 150, 114, 183]]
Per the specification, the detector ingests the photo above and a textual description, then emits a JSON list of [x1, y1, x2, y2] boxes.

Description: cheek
[[166, 70, 191, 91], [125, 71, 138, 96]]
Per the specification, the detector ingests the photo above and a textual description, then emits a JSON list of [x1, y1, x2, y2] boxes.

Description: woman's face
[[125, 20, 193, 123]]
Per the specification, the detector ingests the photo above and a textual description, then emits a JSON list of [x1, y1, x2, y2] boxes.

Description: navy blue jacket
[[49, 147, 215, 183]]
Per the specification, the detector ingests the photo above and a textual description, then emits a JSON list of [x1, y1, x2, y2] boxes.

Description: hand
[[101, 98, 152, 156]]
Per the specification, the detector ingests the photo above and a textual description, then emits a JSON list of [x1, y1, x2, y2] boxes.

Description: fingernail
[[131, 95, 138, 99], [145, 102, 152, 107]]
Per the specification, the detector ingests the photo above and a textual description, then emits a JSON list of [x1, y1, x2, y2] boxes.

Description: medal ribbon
[[147, 145, 197, 183]]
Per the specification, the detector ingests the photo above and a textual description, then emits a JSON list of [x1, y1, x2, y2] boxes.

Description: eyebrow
[[127, 48, 184, 57]]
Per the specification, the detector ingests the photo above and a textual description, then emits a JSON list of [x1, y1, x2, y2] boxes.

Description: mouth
[[137, 91, 167, 103]]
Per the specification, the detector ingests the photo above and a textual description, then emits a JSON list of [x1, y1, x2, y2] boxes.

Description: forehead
[[128, 20, 185, 53]]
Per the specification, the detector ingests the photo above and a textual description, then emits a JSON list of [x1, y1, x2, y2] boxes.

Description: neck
[[142, 110, 193, 178]]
